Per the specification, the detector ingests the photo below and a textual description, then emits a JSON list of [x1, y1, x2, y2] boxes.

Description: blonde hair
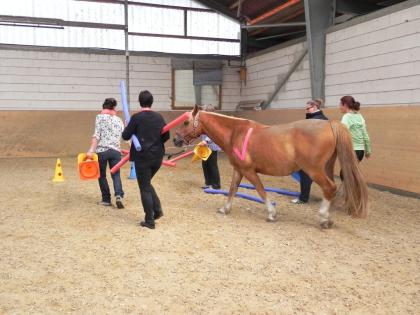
[[314, 98, 324, 109], [201, 104, 215, 112]]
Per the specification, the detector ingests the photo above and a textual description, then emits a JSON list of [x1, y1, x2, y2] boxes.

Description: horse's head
[[173, 104, 202, 147]]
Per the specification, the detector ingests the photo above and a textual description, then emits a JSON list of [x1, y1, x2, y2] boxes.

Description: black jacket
[[306, 110, 328, 120], [122, 111, 170, 162]]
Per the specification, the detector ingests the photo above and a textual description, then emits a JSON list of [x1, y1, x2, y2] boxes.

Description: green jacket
[[341, 112, 371, 154]]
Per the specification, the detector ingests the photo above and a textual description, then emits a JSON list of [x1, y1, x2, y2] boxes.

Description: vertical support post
[[303, 0, 335, 101], [184, 9, 187, 36], [194, 85, 202, 105], [124, 0, 130, 104]]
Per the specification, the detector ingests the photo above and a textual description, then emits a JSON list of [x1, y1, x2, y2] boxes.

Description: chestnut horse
[[174, 105, 368, 228]]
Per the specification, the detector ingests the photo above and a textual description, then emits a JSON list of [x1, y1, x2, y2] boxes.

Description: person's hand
[[365, 152, 371, 159], [198, 141, 207, 147], [86, 150, 94, 159]]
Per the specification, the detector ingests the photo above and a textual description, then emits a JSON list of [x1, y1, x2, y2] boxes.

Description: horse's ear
[[192, 104, 199, 117]]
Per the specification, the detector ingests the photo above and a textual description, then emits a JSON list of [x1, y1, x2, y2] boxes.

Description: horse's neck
[[199, 112, 248, 150]]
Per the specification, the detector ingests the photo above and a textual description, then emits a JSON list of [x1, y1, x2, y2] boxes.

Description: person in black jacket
[[122, 90, 170, 229], [291, 99, 329, 204]]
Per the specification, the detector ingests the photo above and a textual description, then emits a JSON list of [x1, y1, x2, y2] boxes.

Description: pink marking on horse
[[233, 128, 253, 161]]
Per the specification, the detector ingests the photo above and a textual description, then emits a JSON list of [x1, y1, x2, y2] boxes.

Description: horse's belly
[[248, 150, 296, 175]]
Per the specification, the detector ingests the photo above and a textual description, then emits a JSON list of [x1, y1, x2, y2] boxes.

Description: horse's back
[[258, 119, 336, 163]]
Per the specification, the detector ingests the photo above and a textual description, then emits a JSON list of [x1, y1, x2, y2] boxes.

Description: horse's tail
[[331, 121, 368, 218]]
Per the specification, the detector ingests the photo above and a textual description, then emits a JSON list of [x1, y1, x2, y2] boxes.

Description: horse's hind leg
[[312, 171, 337, 229], [242, 170, 277, 222], [218, 168, 243, 215]]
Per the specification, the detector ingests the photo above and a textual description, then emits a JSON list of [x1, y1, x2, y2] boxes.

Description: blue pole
[[120, 80, 141, 151]]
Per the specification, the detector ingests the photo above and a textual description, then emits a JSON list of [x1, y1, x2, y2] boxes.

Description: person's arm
[[341, 114, 350, 128], [160, 116, 170, 143], [161, 130, 170, 143], [199, 135, 212, 146], [122, 115, 137, 141], [362, 123, 372, 158], [87, 116, 101, 158]]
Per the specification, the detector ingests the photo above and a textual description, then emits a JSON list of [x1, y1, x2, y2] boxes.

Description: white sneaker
[[97, 201, 112, 206], [115, 196, 124, 209], [291, 198, 306, 204]]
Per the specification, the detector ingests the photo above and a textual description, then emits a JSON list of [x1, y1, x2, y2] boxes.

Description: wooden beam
[[248, 0, 300, 25]]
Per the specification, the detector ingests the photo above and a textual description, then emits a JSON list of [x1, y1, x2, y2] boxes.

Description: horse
[[173, 105, 368, 228]]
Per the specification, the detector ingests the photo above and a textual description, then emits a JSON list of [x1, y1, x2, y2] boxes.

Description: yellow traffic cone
[[52, 158, 65, 182], [192, 144, 212, 162]]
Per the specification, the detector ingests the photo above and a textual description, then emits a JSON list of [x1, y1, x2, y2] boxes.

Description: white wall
[[241, 41, 311, 109], [0, 49, 171, 110], [220, 62, 241, 110], [239, 3, 420, 109], [325, 4, 420, 107], [0, 48, 240, 110]]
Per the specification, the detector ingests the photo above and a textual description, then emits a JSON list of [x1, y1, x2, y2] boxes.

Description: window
[[172, 69, 222, 109]]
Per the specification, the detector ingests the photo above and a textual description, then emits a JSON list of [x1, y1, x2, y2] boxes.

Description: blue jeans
[[98, 149, 124, 202]]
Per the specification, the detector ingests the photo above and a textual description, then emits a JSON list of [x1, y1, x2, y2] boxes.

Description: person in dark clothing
[[122, 90, 170, 229], [291, 99, 328, 204], [198, 104, 221, 190]]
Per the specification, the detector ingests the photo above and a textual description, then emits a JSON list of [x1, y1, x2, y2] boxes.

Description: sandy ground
[[0, 155, 419, 314]]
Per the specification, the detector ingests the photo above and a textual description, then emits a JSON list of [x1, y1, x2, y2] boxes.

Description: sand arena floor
[[0, 155, 419, 314]]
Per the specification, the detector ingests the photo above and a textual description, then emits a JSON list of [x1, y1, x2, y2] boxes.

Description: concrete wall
[[325, 3, 420, 106], [0, 48, 240, 110], [241, 41, 311, 109]]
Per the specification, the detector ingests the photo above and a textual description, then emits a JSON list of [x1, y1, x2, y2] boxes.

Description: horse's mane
[[202, 111, 265, 127]]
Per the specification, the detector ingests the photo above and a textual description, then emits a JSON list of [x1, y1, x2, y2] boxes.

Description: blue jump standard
[[204, 188, 276, 205], [238, 183, 300, 197]]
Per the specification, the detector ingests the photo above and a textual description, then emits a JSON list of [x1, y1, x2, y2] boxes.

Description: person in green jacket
[[339, 95, 372, 163]]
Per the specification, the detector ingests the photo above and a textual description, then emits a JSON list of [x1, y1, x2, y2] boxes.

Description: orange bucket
[[77, 153, 100, 180]]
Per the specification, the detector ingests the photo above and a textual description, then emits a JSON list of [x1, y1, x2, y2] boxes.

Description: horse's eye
[[183, 120, 189, 126]]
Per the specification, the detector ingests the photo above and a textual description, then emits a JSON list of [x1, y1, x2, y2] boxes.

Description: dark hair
[[103, 98, 117, 109], [138, 90, 154, 108], [341, 95, 360, 111]]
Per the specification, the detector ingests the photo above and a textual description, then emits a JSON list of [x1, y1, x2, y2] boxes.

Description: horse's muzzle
[[173, 136, 184, 147]]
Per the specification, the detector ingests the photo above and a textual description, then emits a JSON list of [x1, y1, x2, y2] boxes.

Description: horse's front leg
[[218, 169, 243, 215], [242, 170, 277, 222]]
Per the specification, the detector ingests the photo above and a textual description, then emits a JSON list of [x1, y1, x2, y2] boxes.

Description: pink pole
[[110, 112, 190, 174], [163, 160, 176, 167], [161, 112, 189, 134], [111, 154, 130, 174], [168, 150, 194, 163]]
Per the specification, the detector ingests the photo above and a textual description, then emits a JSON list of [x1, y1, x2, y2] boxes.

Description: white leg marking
[[218, 200, 232, 215], [319, 198, 331, 224], [266, 199, 278, 222]]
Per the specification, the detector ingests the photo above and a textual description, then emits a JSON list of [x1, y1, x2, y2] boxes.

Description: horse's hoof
[[266, 215, 278, 223], [217, 208, 227, 215], [320, 220, 333, 229]]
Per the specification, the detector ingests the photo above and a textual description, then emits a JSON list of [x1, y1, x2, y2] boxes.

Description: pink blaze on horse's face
[[173, 105, 201, 147]]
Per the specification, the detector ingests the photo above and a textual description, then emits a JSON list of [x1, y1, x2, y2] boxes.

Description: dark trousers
[[298, 170, 312, 203], [202, 151, 221, 189], [340, 150, 364, 180], [134, 158, 163, 224], [98, 149, 124, 202]]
